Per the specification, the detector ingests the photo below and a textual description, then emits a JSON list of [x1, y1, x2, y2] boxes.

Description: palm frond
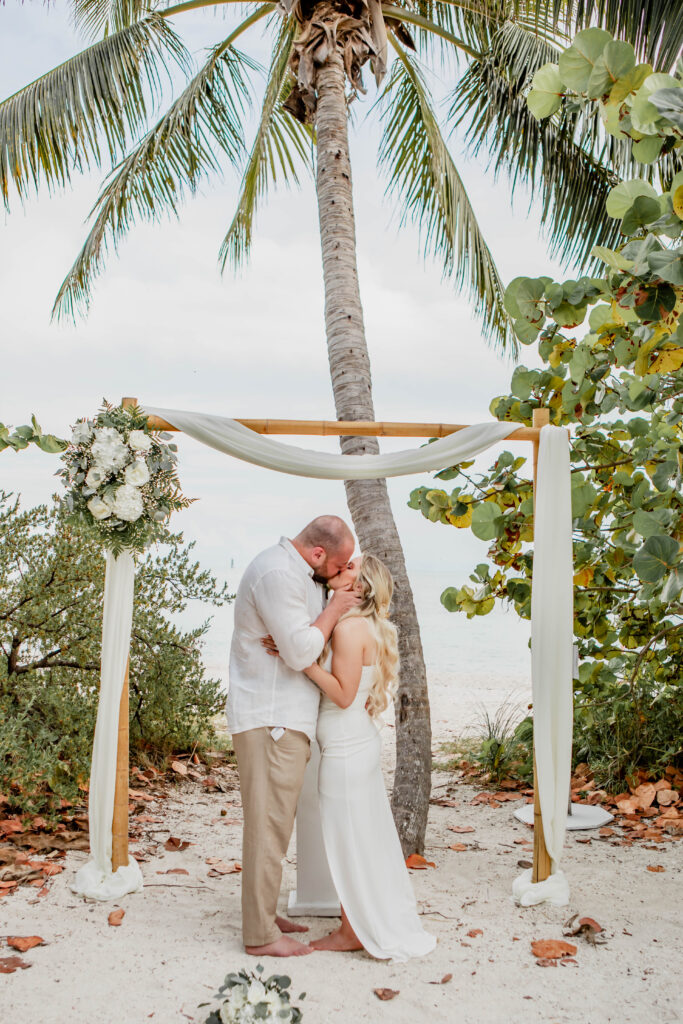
[[71, 0, 156, 39], [379, 41, 515, 353], [52, 38, 258, 320], [526, 0, 683, 71], [382, 3, 481, 59], [219, 23, 313, 270], [448, 18, 680, 268], [0, 14, 188, 209]]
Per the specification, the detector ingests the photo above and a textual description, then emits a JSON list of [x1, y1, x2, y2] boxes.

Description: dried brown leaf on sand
[[207, 861, 241, 877], [531, 940, 577, 959], [656, 789, 678, 806], [647, 865, 666, 872], [448, 826, 475, 834], [428, 973, 452, 985], [450, 843, 468, 852], [0, 955, 31, 973], [108, 909, 125, 927], [7, 936, 45, 952], [405, 854, 435, 869], [374, 988, 399, 1000], [164, 837, 192, 852], [633, 783, 656, 809]]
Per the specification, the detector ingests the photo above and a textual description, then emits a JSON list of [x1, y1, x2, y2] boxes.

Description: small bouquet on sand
[[204, 965, 305, 1023]]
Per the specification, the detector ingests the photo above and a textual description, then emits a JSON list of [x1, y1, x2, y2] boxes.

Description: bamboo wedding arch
[[105, 401, 555, 888]]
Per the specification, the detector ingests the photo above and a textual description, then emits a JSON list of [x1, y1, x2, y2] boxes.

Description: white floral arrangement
[[58, 401, 191, 554], [204, 966, 305, 1024]]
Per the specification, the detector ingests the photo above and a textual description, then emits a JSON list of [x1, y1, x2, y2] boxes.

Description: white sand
[[2, 693, 681, 1024]]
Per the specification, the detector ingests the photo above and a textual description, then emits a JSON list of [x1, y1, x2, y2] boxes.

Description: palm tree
[[2, 0, 680, 854]]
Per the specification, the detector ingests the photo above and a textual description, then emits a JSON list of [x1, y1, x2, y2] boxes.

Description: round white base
[[513, 803, 614, 830]]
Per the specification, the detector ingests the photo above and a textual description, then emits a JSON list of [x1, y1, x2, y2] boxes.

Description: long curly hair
[[343, 553, 399, 717]]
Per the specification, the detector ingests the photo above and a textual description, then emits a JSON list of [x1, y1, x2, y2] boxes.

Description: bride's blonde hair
[[343, 553, 399, 717]]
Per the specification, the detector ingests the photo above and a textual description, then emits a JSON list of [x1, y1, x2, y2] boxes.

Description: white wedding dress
[[316, 663, 437, 962]]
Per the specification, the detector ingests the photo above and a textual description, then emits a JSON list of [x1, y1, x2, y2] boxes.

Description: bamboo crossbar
[[126, 408, 541, 442]]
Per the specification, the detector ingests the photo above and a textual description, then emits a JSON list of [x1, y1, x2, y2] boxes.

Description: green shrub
[[0, 493, 232, 816]]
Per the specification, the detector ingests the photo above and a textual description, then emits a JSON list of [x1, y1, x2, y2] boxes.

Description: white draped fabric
[[71, 551, 143, 901], [144, 407, 516, 478], [76, 410, 573, 908], [512, 426, 572, 908]]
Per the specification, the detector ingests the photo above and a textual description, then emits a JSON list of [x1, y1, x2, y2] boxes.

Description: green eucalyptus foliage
[[0, 415, 66, 455], [0, 493, 232, 816], [410, 35, 683, 784]]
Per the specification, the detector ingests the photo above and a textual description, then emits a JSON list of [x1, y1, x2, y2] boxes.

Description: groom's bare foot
[[310, 928, 363, 952], [245, 936, 312, 958], [276, 914, 309, 934]]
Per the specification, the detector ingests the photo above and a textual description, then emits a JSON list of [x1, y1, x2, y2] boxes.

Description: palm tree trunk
[[314, 50, 431, 855]]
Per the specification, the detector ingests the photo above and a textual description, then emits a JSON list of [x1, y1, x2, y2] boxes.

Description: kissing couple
[[227, 515, 436, 961]]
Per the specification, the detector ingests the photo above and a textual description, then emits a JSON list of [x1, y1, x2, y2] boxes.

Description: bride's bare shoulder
[[332, 616, 373, 647]]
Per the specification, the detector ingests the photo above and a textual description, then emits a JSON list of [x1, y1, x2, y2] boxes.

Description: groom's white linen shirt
[[227, 537, 325, 741]]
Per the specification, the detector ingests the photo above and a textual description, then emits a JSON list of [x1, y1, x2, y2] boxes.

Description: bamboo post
[[107, 391, 137, 874], [531, 407, 552, 883], [111, 658, 130, 871]]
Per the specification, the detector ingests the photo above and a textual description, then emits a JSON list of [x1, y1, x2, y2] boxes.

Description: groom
[[228, 516, 358, 957]]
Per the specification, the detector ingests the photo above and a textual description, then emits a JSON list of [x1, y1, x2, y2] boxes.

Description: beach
[[2, 647, 681, 1024]]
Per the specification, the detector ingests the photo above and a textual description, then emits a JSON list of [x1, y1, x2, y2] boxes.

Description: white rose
[[219, 1004, 238, 1024], [124, 460, 150, 487], [247, 980, 266, 1005], [87, 496, 112, 521], [91, 427, 129, 472], [231, 987, 247, 1010], [72, 421, 92, 444], [85, 465, 107, 488], [112, 484, 144, 523], [264, 990, 283, 1009], [128, 429, 152, 452]]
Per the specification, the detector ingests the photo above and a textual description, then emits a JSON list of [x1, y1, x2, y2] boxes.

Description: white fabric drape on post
[[75, 409, 573, 907], [71, 551, 143, 901], [512, 426, 573, 907]]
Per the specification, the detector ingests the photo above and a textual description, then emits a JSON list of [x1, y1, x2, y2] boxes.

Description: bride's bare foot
[[245, 936, 312, 957], [276, 914, 309, 934], [310, 928, 363, 952]]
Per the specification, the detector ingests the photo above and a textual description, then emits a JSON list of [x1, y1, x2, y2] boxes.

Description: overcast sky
[[0, 3, 566, 598]]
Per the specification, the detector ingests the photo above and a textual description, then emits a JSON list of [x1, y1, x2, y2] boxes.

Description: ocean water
[[193, 570, 532, 736]]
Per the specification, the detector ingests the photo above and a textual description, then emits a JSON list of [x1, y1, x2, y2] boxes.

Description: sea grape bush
[[409, 32, 682, 783]]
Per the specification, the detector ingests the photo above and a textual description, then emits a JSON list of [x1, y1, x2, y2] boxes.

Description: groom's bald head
[[293, 516, 355, 579]]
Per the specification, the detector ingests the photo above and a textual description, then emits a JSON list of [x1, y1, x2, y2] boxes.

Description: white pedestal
[[288, 740, 340, 918], [514, 802, 614, 830]]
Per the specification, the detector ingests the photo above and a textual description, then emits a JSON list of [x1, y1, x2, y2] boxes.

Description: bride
[[270, 553, 436, 961]]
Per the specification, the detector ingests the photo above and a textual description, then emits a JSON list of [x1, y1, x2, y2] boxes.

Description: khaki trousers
[[232, 726, 311, 947]]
